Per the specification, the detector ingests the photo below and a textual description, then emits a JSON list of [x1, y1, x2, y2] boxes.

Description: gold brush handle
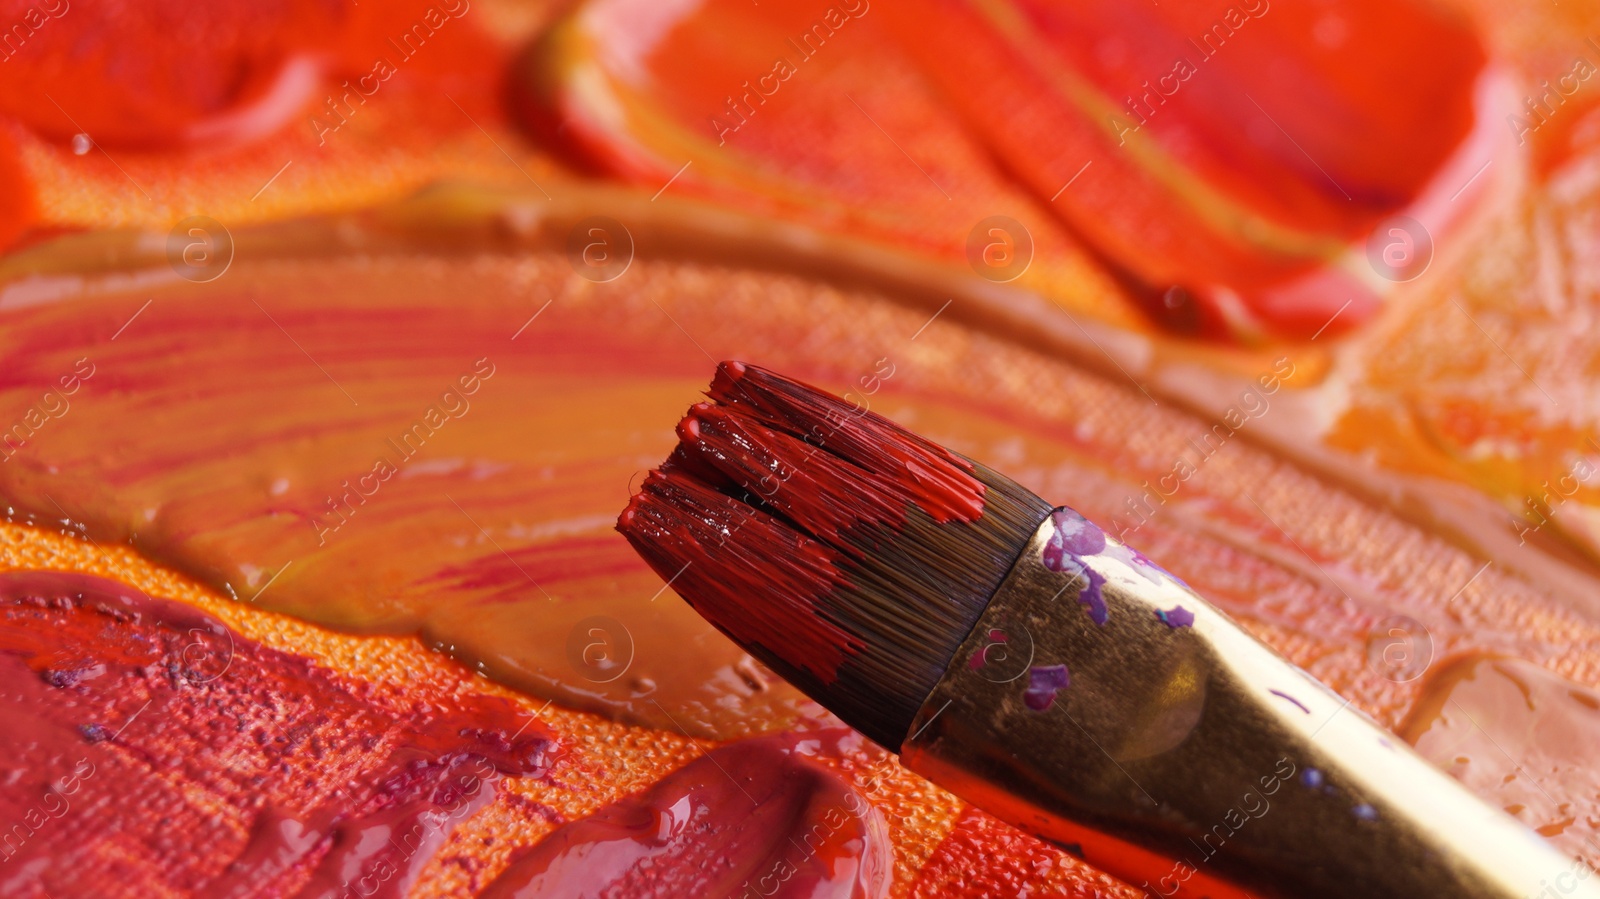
[[902, 510, 1595, 899]]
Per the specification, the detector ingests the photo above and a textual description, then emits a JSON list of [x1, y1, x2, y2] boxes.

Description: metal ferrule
[[900, 508, 1590, 899]]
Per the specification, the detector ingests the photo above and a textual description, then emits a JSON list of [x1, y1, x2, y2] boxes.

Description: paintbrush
[[617, 361, 1592, 899]]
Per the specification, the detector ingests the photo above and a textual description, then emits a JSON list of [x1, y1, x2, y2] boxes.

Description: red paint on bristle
[[620, 469, 863, 682], [675, 403, 907, 547], [707, 362, 985, 524], [617, 362, 989, 682], [619, 363, 1056, 746]]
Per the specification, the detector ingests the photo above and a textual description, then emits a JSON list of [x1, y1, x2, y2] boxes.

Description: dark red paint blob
[[480, 730, 892, 899], [0, 570, 554, 897]]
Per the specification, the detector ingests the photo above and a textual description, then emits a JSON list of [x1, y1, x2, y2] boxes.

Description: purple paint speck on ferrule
[[1156, 605, 1194, 628], [1270, 689, 1311, 714], [1041, 509, 1110, 625], [1023, 664, 1070, 711], [1047, 509, 1106, 556]]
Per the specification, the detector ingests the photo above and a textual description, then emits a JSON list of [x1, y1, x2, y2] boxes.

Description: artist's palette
[[2, 0, 1600, 894]]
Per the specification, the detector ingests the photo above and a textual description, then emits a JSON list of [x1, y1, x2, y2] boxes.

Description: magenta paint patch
[[968, 629, 1008, 670], [1023, 664, 1071, 711]]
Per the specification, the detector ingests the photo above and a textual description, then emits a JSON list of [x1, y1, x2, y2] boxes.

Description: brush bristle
[[617, 362, 1052, 748]]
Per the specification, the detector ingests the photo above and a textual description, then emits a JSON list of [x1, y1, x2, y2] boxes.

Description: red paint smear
[[479, 729, 891, 899], [873, 0, 1486, 338], [0, 0, 496, 150], [0, 0, 341, 149], [0, 265, 761, 736], [0, 129, 35, 250], [0, 570, 554, 897], [708, 362, 984, 525], [425, 535, 645, 602], [510, 0, 1069, 266], [516, 0, 1485, 338]]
